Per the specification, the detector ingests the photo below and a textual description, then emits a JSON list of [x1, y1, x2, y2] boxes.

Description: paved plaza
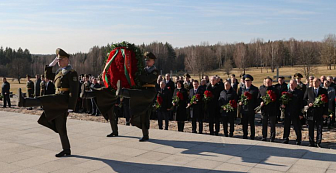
[[0, 111, 336, 173]]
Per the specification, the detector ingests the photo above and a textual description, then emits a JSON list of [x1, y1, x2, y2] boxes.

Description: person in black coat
[[1, 77, 11, 108], [282, 79, 303, 145], [238, 74, 259, 139], [173, 80, 188, 132], [206, 76, 222, 135], [259, 77, 279, 142], [45, 78, 55, 95], [90, 78, 101, 116], [187, 80, 204, 134], [157, 81, 172, 130], [165, 73, 175, 96], [304, 78, 329, 148], [219, 81, 238, 137], [228, 74, 239, 92], [274, 76, 288, 122]]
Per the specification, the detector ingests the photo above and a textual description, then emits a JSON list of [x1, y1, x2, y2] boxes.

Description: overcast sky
[[0, 0, 335, 54]]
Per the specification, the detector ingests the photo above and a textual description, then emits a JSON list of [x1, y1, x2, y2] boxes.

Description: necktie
[[314, 89, 318, 96]]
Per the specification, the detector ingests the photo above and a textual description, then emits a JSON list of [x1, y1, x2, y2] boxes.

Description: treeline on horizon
[[0, 34, 335, 82]]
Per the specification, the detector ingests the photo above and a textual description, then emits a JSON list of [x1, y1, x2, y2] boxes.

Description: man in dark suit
[[282, 79, 303, 145], [34, 74, 41, 97], [187, 80, 204, 134], [157, 81, 172, 130], [228, 74, 239, 92], [1, 77, 11, 108], [45, 77, 55, 95], [206, 76, 222, 135], [304, 78, 329, 148], [259, 77, 278, 142], [238, 74, 259, 140], [165, 73, 175, 96], [274, 76, 288, 122]]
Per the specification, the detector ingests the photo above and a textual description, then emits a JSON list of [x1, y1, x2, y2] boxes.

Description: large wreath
[[102, 41, 144, 90]]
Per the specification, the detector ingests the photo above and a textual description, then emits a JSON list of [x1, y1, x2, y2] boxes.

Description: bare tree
[[320, 34, 336, 70]]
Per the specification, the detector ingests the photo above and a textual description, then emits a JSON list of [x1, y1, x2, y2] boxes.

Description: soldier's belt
[[56, 88, 70, 92], [142, 84, 155, 88]]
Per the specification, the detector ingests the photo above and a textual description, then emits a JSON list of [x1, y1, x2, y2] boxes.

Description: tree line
[[0, 34, 335, 82]]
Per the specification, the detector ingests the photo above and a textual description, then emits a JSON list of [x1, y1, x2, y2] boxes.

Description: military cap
[[294, 73, 303, 79], [184, 73, 191, 78], [56, 48, 70, 59], [244, 74, 253, 81], [144, 52, 156, 60], [278, 76, 285, 79]]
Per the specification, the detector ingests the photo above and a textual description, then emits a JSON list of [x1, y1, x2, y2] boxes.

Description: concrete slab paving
[[0, 111, 336, 173]]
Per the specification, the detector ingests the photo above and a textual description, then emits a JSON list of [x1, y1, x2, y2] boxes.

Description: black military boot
[[139, 136, 149, 142], [106, 133, 118, 137], [55, 149, 71, 157], [18, 88, 42, 107]]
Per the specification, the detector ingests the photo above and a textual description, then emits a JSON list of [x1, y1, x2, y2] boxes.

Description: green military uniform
[[18, 48, 78, 157], [40, 80, 46, 96], [26, 78, 34, 98]]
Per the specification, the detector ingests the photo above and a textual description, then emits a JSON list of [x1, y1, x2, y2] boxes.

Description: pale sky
[[0, 0, 335, 54]]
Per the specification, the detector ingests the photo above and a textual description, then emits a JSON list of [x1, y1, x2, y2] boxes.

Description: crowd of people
[[1, 71, 336, 148]]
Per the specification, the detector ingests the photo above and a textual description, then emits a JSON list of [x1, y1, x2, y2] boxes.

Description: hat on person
[[144, 52, 156, 60], [56, 48, 70, 60], [184, 73, 191, 78], [244, 74, 253, 81], [294, 73, 303, 79]]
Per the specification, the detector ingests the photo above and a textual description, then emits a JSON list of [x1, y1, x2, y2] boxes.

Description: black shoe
[[199, 132, 203, 134], [55, 149, 71, 157], [283, 140, 289, 144], [316, 143, 322, 148], [215, 132, 219, 136], [261, 138, 267, 141], [106, 133, 118, 137], [296, 141, 301, 145], [224, 134, 229, 137], [308, 143, 316, 147], [250, 137, 255, 140], [192, 131, 197, 133], [210, 132, 214, 135], [270, 138, 275, 142], [229, 134, 233, 137], [243, 136, 248, 139], [139, 136, 149, 142], [126, 122, 130, 126]]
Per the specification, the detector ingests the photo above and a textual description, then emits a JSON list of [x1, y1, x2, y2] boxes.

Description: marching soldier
[[238, 74, 259, 140], [18, 48, 79, 157], [304, 78, 328, 148], [117, 52, 158, 141], [282, 79, 303, 145]]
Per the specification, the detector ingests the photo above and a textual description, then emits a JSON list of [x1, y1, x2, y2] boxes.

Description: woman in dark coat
[[173, 80, 188, 132]]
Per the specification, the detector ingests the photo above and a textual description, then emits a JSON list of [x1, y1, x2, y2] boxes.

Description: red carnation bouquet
[[221, 100, 237, 113], [313, 94, 328, 107], [203, 90, 213, 110], [154, 95, 163, 110], [190, 94, 201, 105], [240, 91, 252, 105], [172, 91, 183, 107], [280, 91, 293, 112], [255, 90, 276, 112]]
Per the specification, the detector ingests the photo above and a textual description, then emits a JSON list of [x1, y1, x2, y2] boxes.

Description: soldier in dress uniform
[[117, 52, 158, 142], [40, 75, 46, 96], [18, 48, 79, 157], [26, 75, 34, 110]]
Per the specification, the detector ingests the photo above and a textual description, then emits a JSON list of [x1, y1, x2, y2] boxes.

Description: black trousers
[[192, 117, 203, 133], [262, 112, 277, 140], [2, 94, 11, 107], [177, 121, 185, 132], [242, 111, 255, 139], [123, 98, 131, 123], [222, 115, 234, 136], [283, 114, 302, 142], [308, 118, 323, 144], [91, 98, 98, 115], [107, 107, 118, 135], [157, 111, 169, 130], [208, 109, 220, 134], [54, 113, 70, 150]]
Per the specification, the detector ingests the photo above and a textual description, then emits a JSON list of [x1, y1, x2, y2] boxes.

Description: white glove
[[49, 57, 59, 67], [68, 109, 73, 112]]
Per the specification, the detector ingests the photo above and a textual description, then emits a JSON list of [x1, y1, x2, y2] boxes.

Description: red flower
[[196, 94, 201, 100], [244, 92, 252, 100], [157, 96, 163, 105], [229, 100, 237, 108], [177, 91, 184, 100], [267, 90, 276, 102], [204, 90, 213, 98], [321, 94, 328, 103], [167, 87, 171, 90]]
